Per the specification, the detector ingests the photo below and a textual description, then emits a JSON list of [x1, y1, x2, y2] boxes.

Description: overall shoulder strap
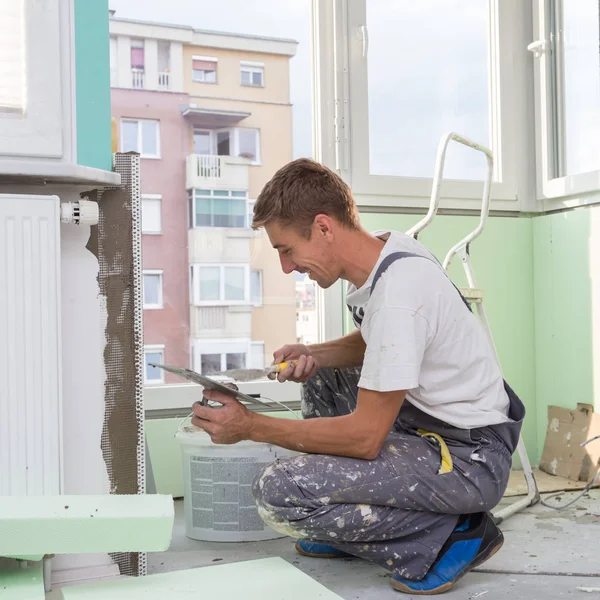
[[369, 251, 471, 312]]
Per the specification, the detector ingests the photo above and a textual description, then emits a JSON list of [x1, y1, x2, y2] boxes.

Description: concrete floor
[[147, 489, 600, 600]]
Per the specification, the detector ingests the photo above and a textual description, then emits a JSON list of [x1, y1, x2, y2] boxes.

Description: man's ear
[[314, 214, 334, 238]]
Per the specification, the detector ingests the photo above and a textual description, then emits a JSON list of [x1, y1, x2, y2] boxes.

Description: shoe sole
[[294, 542, 352, 559], [390, 532, 504, 596]]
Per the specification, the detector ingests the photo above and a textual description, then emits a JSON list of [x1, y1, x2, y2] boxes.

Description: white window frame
[[192, 128, 261, 164], [192, 54, 218, 84], [192, 338, 251, 375], [144, 344, 165, 385], [143, 270, 164, 309], [0, 0, 66, 160], [251, 270, 263, 307], [236, 127, 261, 165], [316, 0, 526, 211], [190, 263, 250, 306], [531, 0, 600, 210], [120, 118, 161, 159], [240, 61, 265, 87], [141, 193, 162, 234], [189, 189, 249, 228]]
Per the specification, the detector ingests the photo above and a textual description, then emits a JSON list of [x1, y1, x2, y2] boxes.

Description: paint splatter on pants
[[253, 368, 524, 580]]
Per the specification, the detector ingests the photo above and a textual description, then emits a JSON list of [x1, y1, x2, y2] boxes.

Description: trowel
[[218, 360, 299, 382]]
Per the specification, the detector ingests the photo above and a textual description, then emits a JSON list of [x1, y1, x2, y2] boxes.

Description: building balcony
[[158, 71, 170, 90], [131, 68, 145, 89], [190, 305, 253, 339], [186, 154, 252, 190]]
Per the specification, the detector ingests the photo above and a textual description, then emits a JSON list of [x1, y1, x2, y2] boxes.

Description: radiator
[[0, 194, 62, 496]]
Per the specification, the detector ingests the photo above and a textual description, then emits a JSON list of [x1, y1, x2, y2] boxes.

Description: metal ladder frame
[[407, 132, 540, 522]]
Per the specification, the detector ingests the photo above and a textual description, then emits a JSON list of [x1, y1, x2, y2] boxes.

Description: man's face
[[265, 219, 340, 289]]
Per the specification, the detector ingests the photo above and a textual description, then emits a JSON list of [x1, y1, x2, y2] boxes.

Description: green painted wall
[[74, 0, 112, 171], [532, 209, 594, 458], [356, 213, 538, 465]]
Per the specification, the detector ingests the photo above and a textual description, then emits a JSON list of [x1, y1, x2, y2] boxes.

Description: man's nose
[[279, 254, 297, 274]]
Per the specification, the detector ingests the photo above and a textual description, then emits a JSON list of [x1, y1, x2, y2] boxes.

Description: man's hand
[[191, 390, 255, 444], [272, 344, 319, 383]]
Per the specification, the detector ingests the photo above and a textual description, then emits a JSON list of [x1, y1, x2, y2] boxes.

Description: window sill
[[142, 231, 162, 236], [144, 305, 164, 310], [0, 161, 121, 187], [241, 83, 265, 88], [140, 155, 162, 160], [538, 171, 600, 211]]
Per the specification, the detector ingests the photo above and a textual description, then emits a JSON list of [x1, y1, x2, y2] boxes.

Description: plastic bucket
[[176, 427, 298, 542]]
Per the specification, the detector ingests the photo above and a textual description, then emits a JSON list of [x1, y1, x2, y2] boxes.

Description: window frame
[[120, 118, 161, 159], [240, 61, 265, 87], [189, 189, 249, 229], [141, 193, 162, 234], [190, 263, 251, 306], [531, 0, 600, 209], [316, 0, 525, 211], [251, 270, 264, 307], [192, 54, 218, 84], [144, 344, 165, 385], [192, 338, 251, 374], [142, 270, 164, 309]]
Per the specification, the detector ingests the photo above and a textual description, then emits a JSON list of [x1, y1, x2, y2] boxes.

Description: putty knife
[[218, 360, 299, 382]]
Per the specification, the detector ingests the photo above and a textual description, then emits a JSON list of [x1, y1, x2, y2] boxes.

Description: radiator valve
[[60, 198, 99, 226]]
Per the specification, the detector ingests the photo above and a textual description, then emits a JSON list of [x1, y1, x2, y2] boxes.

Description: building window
[[157, 41, 171, 90], [192, 340, 250, 375], [143, 270, 163, 309], [240, 61, 264, 87], [191, 264, 249, 305], [237, 128, 261, 163], [188, 189, 248, 228], [250, 341, 265, 368], [141, 194, 162, 234], [192, 55, 217, 83], [144, 345, 165, 384], [130, 39, 145, 89], [251, 270, 263, 306], [121, 118, 160, 158], [193, 129, 212, 155]]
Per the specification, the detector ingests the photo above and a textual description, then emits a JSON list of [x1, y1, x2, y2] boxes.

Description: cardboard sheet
[[61, 557, 344, 600]]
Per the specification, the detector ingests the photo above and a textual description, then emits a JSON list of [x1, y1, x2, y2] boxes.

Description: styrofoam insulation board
[[0, 495, 174, 556], [60, 557, 344, 600], [0, 565, 44, 599]]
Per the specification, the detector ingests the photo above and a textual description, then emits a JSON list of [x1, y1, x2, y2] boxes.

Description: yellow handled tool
[[218, 360, 300, 382]]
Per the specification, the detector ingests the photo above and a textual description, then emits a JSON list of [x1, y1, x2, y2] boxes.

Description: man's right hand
[[272, 344, 319, 383]]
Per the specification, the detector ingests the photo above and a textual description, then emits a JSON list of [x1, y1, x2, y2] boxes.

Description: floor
[[146, 488, 600, 600]]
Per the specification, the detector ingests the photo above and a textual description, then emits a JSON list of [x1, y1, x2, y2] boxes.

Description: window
[[144, 346, 165, 384], [251, 271, 263, 306], [237, 128, 261, 163], [191, 264, 249, 305], [188, 189, 248, 228], [192, 55, 218, 83], [337, 0, 518, 207], [130, 39, 145, 89], [121, 119, 160, 158], [240, 61, 264, 86], [141, 194, 162, 234], [532, 0, 600, 202], [250, 341, 265, 368], [193, 130, 211, 155], [143, 271, 163, 309], [192, 339, 250, 375]]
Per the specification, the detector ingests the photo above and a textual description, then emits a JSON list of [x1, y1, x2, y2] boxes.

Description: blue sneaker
[[391, 512, 503, 595], [295, 539, 353, 559]]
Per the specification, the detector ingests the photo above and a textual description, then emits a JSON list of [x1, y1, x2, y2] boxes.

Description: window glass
[[199, 267, 220, 301]]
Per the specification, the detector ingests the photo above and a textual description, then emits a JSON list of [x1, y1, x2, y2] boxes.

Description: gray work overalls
[[253, 252, 525, 580]]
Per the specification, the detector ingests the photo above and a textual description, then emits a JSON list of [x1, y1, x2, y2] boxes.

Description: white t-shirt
[[346, 230, 510, 429]]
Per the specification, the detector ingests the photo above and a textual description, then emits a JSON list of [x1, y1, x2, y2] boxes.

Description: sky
[[109, 0, 314, 160]]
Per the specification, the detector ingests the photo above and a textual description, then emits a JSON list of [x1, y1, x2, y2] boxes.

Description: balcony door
[[193, 129, 231, 156]]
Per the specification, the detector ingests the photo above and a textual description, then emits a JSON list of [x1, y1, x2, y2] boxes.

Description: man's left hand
[[191, 390, 255, 444]]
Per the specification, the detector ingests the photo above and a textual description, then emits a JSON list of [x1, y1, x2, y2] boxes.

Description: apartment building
[[109, 16, 298, 384]]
